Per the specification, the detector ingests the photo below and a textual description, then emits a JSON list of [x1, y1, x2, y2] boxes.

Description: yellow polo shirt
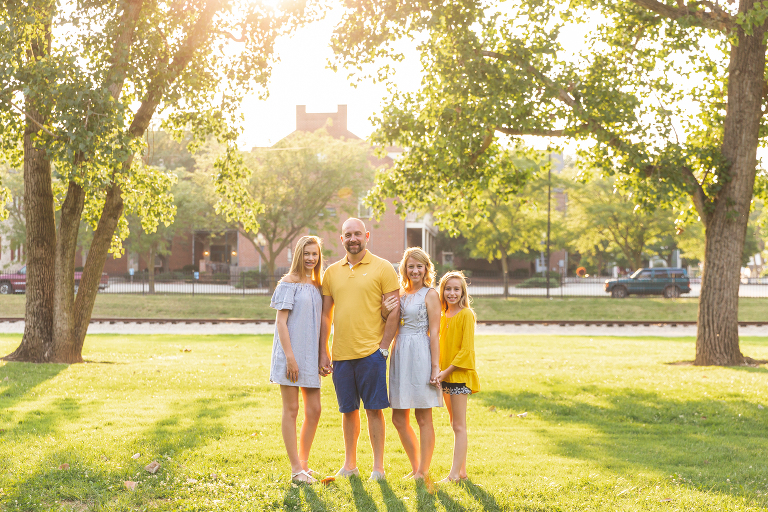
[[322, 250, 399, 361]]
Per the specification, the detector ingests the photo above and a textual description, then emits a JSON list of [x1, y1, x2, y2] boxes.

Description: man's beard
[[345, 241, 364, 254]]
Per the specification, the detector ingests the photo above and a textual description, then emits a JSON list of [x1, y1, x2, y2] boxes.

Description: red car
[[0, 265, 109, 295]]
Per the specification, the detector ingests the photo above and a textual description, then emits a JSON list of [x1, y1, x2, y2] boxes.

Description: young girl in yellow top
[[436, 271, 479, 483]]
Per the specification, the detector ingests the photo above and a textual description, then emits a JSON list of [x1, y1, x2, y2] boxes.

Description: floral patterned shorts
[[441, 382, 472, 395]]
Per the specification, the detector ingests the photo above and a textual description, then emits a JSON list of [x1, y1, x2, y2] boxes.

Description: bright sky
[[236, 4, 765, 167], [238, 7, 423, 149]]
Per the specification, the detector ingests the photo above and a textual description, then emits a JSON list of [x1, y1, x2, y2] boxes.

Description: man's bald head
[[340, 218, 369, 256], [342, 217, 366, 234]]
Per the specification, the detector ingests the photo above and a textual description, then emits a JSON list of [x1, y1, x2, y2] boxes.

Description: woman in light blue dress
[[269, 235, 324, 484], [383, 247, 443, 480]]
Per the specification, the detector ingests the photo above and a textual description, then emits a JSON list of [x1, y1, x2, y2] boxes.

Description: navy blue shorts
[[332, 350, 390, 413]]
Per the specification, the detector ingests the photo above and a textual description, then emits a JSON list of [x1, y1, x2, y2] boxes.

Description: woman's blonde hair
[[399, 247, 436, 291], [286, 235, 324, 286], [438, 270, 475, 317]]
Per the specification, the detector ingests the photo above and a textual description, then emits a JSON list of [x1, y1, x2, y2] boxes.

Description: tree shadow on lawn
[[477, 387, 768, 500], [0, 361, 67, 410], [138, 397, 230, 456], [727, 365, 768, 374], [1, 396, 239, 510]]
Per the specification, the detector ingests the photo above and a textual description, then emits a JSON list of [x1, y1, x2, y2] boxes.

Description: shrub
[[516, 277, 561, 288], [510, 268, 529, 278], [235, 270, 268, 289]]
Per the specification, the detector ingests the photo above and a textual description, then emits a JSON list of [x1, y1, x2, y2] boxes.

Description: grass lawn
[[3, 294, 768, 322], [1, 333, 767, 511]]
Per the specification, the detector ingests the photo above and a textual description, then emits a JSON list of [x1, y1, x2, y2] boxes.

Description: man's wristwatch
[[379, 348, 389, 358]]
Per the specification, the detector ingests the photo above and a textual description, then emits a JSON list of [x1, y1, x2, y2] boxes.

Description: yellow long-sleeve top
[[439, 308, 480, 393]]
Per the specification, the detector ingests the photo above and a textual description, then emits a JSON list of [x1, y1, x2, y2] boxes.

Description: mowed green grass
[[4, 294, 768, 321], [1, 334, 767, 511]]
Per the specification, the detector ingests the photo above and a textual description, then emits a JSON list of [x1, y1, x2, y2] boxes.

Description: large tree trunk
[[4, 104, 56, 362], [51, 182, 85, 359], [695, 5, 766, 366], [70, 183, 125, 357]]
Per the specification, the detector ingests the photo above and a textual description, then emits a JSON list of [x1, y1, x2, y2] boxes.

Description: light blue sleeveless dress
[[269, 282, 322, 388], [389, 287, 443, 409]]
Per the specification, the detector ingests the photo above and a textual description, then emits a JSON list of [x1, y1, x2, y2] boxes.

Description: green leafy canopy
[[332, 0, 767, 226], [0, 0, 320, 248]]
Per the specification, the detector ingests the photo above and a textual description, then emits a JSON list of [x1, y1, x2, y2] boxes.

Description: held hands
[[381, 294, 399, 319], [435, 369, 451, 385], [318, 353, 333, 377], [286, 356, 299, 383], [429, 365, 441, 388]]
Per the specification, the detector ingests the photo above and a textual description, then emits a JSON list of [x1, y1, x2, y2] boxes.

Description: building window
[[326, 207, 336, 217], [358, 198, 372, 219]]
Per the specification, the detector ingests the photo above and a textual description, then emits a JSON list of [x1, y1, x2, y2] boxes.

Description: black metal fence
[[97, 270, 275, 296], [88, 270, 768, 298]]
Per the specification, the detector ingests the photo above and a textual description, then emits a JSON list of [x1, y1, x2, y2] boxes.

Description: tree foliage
[[333, 0, 768, 366], [447, 151, 566, 294], [566, 175, 676, 271], [0, 0, 318, 363], [197, 129, 373, 283]]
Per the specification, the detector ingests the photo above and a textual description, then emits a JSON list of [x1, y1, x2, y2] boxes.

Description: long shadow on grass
[[0, 362, 67, 410], [137, 397, 230, 456], [349, 476, 379, 511], [302, 485, 332, 512], [461, 480, 501, 511], [415, 480, 437, 512], [377, 479, 407, 512], [477, 387, 768, 500], [1, 396, 240, 510], [436, 488, 466, 512]]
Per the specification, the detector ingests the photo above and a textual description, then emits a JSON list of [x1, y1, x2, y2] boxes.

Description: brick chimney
[[295, 105, 349, 137]]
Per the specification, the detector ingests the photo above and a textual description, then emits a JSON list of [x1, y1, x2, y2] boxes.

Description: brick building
[[97, 105, 438, 276]]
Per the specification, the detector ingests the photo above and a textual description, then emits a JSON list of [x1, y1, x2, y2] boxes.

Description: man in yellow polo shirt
[[319, 218, 400, 481]]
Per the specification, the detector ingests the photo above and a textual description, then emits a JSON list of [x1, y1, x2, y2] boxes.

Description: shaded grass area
[[4, 295, 768, 321], [1, 333, 767, 511]]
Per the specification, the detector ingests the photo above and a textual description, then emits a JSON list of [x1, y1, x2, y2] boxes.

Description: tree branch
[[495, 124, 592, 137], [681, 165, 711, 224], [105, 0, 144, 100], [129, 0, 220, 137], [5, 100, 58, 138], [213, 29, 245, 42], [481, 50, 577, 108], [469, 128, 495, 166], [629, 0, 734, 31]]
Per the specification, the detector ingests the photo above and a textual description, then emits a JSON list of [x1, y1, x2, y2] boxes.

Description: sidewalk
[[4, 319, 768, 337]]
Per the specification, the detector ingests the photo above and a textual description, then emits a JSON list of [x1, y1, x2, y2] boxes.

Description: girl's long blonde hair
[[399, 247, 436, 291], [286, 235, 324, 287], [438, 270, 475, 317]]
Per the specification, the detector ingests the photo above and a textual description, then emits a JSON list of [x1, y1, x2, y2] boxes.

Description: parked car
[[604, 268, 691, 299], [0, 265, 109, 295]]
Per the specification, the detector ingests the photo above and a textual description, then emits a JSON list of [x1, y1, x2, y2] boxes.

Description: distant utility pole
[[546, 154, 552, 300]]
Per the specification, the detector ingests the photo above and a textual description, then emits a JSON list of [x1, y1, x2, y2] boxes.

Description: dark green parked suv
[[604, 268, 691, 298]]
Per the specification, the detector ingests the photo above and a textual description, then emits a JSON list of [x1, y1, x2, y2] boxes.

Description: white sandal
[[291, 469, 316, 484]]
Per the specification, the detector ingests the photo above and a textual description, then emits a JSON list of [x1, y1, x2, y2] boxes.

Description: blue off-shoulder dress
[[269, 282, 322, 388]]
